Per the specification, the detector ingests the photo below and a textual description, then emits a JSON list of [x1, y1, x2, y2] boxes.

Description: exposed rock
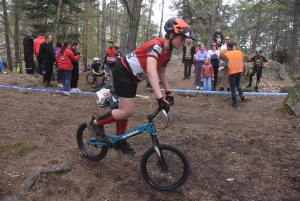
[[282, 82, 300, 116], [1, 196, 21, 201], [262, 61, 292, 82]]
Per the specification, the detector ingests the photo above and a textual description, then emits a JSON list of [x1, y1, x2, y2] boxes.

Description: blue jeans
[[194, 61, 204, 87], [105, 63, 115, 74], [203, 77, 212, 91], [60, 70, 72, 91], [229, 72, 243, 103]]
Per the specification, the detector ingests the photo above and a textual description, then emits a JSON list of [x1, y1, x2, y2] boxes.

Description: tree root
[[19, 160, 76, 193]]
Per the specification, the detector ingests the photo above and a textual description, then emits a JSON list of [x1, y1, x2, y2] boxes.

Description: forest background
[[0, 0, 299, 75]]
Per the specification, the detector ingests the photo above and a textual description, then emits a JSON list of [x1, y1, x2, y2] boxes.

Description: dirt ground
[[0, 64, 300, 201]]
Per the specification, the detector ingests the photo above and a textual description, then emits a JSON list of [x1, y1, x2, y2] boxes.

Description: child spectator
[[201, 58, 214, 91], [80, 64, 85, 73], [14, 61, 22, 73], [213, 28, 224, 45]]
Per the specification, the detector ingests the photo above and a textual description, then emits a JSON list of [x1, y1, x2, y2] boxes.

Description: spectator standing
[[222, 42, 245, 107], [23, 31, 34, 74], [0, 53, 7, 74], [34, 33, 45, 77], [55, 42, 63, 87], [70, 42, 81, 93], [213, 28, 224, 46], [219, 36, 231, 91], [195, 44, 207, 90], [56, 41, 81, 96], [102, 40, 118, 74], [201, 58, 214, 91], [207, 42, 220, 91], [38, 35, 55, 87], [182, 38, 195, 79]]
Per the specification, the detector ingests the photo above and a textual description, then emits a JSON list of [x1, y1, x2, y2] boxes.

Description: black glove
[[156, 97, 169, 110], [165, 91, 174, 106], [101, 64, 105, 70]]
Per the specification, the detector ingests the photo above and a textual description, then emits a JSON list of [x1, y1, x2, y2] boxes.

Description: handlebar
[[148, 107, 170, 123]]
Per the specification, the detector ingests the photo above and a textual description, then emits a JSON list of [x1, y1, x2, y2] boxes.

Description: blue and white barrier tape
[[0, 84, 95, 95], [147, 88, 288, 97], [0, 84, 288, 97]]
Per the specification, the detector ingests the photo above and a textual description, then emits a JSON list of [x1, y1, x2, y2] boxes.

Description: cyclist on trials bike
[[87, 17, 196, 154], [91, 57, 101, 75], [246, 48, 268, 92]]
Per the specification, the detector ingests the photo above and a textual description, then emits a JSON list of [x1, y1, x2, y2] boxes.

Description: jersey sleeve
[[262, 56, 268, 62], [146, 44, 163, 61]]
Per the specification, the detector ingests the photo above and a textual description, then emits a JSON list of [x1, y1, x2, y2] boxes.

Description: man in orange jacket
[[34, 33, 45, 76], [222, 42, 245, 107]]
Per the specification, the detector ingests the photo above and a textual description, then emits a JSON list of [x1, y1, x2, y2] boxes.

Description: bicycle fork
[[151, 135, 169, 172]]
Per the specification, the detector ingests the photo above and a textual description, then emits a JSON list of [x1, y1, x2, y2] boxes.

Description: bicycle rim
[[86, 73, 95, 84], [76, 123, 108, 161], [140, 144, 190, 191]]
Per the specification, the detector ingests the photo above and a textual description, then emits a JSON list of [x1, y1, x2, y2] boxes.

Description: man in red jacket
[[102, 40, 118, 74], [34, 33, 45, 77]]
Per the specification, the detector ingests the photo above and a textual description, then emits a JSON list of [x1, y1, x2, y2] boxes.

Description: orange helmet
[[164, 17, 196, 40]]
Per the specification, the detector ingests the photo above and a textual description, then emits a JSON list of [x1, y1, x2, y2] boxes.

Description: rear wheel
[[86, 73, 95, 84], [140, 144, 190, 191], [76, 123, 108, 161]]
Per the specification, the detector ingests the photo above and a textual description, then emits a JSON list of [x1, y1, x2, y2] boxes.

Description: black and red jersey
[[104, 48, 118, 65], [121, 38, 171, 81]]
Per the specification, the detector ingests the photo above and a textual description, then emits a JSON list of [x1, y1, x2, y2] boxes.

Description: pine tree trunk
[[252, 2, 262, 53], [83, 0, 89, 70], [101, 0, 107, 62], [146, 0, 154, 42], [289, 0, 300, 74], [14, 0, 21, 65], [271, 8, 280, 61], [207, 5, 217, 48], [120, 1, 129, 54], [53, 0, 63, 49], [158, 0, 164, 38], [126, 0, 142, 52], [2, 0, 13, 71]]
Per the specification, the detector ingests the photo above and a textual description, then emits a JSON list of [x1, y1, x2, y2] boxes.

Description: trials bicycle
[[76, 107, 190, 191]]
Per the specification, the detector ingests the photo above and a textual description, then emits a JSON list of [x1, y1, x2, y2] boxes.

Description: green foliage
[[2, 141, 37, 156], [274, 49, 289, 64], [20, 0, 83, 39], [280, 104, 295, 116], [290, 73, 300, 82]]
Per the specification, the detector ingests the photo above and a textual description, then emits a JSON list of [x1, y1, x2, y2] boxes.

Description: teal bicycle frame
[[86, 109, 161, 148]]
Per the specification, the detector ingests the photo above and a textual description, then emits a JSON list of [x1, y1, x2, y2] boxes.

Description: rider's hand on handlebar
[[165, 91, 174, 106], [156, 97, 169, 110]]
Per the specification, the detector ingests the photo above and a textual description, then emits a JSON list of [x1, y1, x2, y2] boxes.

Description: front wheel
[[86, 73, 95, 84], [140, 144, 190, 191], [76, 123, 108, 161]]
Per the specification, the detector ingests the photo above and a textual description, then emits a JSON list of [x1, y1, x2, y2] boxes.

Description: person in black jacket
[[70, 42, 81, 93], [38, 35, 55, 87], [182, 38, 195, 79], [213, 28, 224, 46], [23, 31, 34, 74]]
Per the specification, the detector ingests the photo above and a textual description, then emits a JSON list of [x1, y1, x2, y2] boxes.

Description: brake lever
[[162, 110, 168, 116]]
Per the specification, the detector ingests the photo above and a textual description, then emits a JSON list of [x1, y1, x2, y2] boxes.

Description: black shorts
[[112, 60, 137, 98]]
